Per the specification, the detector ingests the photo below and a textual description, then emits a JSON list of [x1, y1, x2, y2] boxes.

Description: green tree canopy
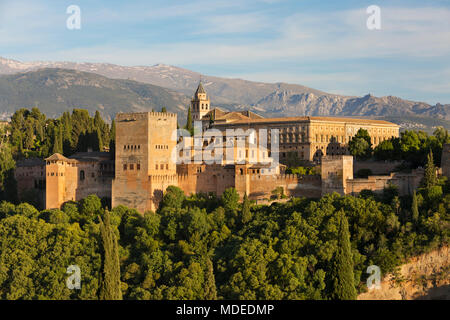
[[348, 129, 372, 160], [329, 210, 357, 300]]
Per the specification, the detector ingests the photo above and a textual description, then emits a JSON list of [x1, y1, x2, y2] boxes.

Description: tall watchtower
[[45, 153, 70, 209], [191, 81, 210, 121], [321, 155, 354, 196], [112, 112, 178, 212]]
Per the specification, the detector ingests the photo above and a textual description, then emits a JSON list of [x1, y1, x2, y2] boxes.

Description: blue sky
[[0, 0, 449, 104]]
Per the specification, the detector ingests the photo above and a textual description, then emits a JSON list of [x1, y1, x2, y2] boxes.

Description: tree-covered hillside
[[0, 174, 448, 299]]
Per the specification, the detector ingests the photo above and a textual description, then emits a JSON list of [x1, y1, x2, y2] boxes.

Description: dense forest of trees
[[0, 161, 448, 299], [8, 108, 114, 159]]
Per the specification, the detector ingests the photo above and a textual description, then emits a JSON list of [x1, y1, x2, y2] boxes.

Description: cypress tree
[[99, 209, 122, 300], [61, 112, 73, 155], [161, 107, 167, 113], [24, 122, 34, 150], [110, 120, 116, 143], [109, 120, 116, 159], [204, 258, 217, 300], [411, 191, 419, 223], [330, 210, 357, 300], [186, 106, 193, 135], [241, 193, 252, 224], [423, 150, 437, 188], [94, 111, 103, 128], [52, 125, 62, 155], [58, 124, 63, 153], [96, 128, 103, 152], [61, 111, 72, 142]]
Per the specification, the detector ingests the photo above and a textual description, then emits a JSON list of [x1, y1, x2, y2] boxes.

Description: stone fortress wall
[[111, 111, 178, 212], [14, 84, 442, 212], [15, 117, 427, 212]]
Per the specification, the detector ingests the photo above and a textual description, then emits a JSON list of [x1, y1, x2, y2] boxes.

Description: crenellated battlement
[[148, 174, 178, 182], [247, 173, 321, 182], [116, 111, 177, 122], [177, 174, 191, 182], [148, 112, 177, 118]]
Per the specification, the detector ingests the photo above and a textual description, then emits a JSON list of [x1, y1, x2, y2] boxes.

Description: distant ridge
[[0, 57, 449, 130], [0, 68, 189, 121]]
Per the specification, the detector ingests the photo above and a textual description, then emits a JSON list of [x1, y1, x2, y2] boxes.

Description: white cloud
[[2, 2, 449, 102], [192, 12, 270, 35]]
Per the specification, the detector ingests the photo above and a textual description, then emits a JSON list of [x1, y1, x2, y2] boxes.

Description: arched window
[[80, 170, 85, 180]]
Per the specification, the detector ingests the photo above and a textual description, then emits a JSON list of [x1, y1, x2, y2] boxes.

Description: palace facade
[[14, 82, 432, 213]]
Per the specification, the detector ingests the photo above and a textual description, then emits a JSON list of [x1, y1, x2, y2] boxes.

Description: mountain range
[[0, 57, 449, 130]]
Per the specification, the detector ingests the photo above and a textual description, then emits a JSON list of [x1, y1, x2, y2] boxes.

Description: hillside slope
[[358, 246, 449, 300], [0, 68, 190, 121]]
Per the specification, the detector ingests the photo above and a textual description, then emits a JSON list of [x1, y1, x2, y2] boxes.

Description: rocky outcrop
[[358, 246, 449, 300]]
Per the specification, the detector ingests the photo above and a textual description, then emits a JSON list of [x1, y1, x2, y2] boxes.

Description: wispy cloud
[[1, 1, 449, 103]]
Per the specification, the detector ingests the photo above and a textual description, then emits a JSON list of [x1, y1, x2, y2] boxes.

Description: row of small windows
[[155, 164, 169, 170], [239, 168, 274, 175], [46, 170, 95, 180], [193, 103, 209, 111], [312, 127, 345, 133], [124, 163, 169, 171], [314, 135, 394, 144], [17, 171, 45, 177], [280, 134, 306, 144], [315, 135, 346, 143], [277, 126, 307, 133], [100, 163, 114, 170], [48, 172, 64, 177], [312, 126, 396, 134], [124, 145, 141, 151], [123, 164, 141, 171], [156, 145, 169, 150]]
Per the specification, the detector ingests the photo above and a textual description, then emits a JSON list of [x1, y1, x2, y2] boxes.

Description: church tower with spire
[[191, 81, 210, 121]]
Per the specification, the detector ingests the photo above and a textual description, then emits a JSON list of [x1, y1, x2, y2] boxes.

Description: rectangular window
[[123, 164, 127, 170], [130, 164, 134, 170], [137, 164, 140, 170]]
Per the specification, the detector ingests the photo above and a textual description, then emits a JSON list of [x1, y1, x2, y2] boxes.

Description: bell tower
[[191, 81, 210, 121]]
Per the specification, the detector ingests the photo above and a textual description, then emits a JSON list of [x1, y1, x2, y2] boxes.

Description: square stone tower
[[321, 155, 354, 196], [45, 154, 70, 209], [112, 112, 178, 212]]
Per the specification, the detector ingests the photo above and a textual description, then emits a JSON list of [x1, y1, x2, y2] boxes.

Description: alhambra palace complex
[[15, 83, 450, 212]]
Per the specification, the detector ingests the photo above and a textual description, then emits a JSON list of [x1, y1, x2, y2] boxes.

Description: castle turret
[[45, 153, 69, 209], [191, 81, 210, 121]]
